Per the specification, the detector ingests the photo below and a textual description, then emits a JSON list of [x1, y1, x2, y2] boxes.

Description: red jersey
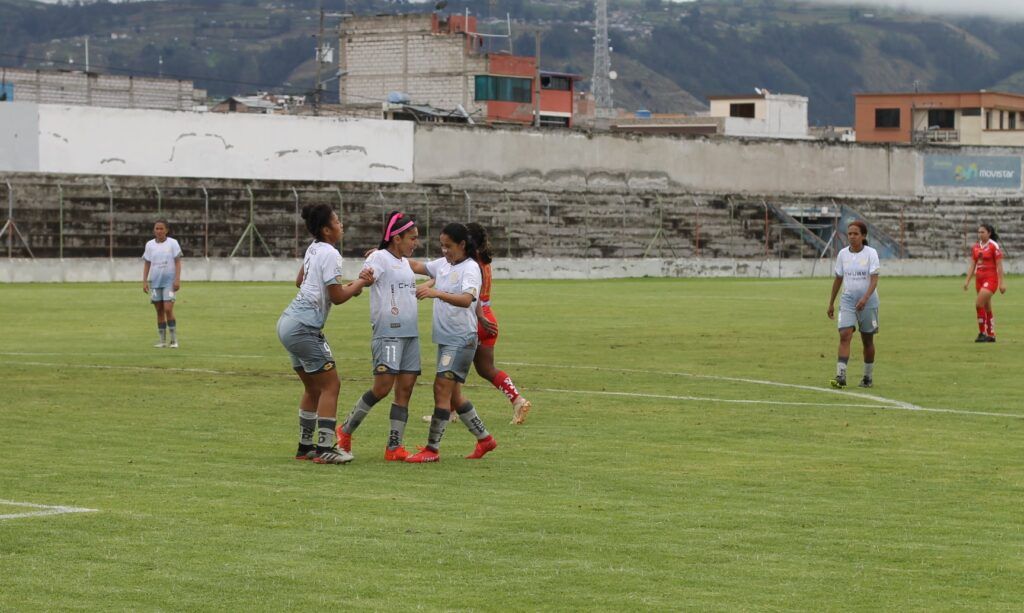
[[972, 240, 1003, 276]]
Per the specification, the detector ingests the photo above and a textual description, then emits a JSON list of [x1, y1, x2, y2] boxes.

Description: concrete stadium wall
[[0, 103, 414, 183], [1, 257, 1015, 283], [413, 124, 1024, 199]]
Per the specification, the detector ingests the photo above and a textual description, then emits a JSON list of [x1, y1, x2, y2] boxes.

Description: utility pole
[[534, 30, 542, 128], [592, 0, 614, 117], [314, 4, 325, 116]]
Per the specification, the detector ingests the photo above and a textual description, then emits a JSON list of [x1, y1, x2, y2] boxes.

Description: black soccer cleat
[[295, 443, 317, 461], [975, 333, 989, 343], [829, 375, 847, 389], [983, 335, 997, 343], [857, 377, 873, 388]]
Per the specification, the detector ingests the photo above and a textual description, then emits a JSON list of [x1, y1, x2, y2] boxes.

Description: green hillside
[[3, 0, 1024, 125]]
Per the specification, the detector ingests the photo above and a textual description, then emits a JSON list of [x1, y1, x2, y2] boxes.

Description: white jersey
[[425, 256, 481, 346], [363, 249, 418, 338], [142, 237, 182, 288], [835, 245, 880, 308], [283, 241, 343, 329]]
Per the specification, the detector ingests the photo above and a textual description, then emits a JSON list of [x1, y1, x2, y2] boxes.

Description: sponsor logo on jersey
[[376, 365, 388, 373], [322, 362, 335, 372], [441, 354, 453, 367], [443, 371, 456, 380]]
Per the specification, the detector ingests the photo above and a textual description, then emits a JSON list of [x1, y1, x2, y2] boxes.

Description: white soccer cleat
[[511, 397, 532, 425], [169, 341, 179, 349], [153, 341, 166, 348]]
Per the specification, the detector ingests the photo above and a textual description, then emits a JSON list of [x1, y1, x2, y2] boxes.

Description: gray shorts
[[372, 337, 421, 375], [277, 313, 336, 375], [838, 306, 879, 334], [436, 342, 477, 383], [150, 287, 176, 303]]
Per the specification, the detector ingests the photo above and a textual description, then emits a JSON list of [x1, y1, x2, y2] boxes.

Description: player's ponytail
[[442, 222, 478, 262], [301, 204, 335, 241], [982, 223, 999, 242], [380, 210, 417, 250], [466, 222, 493, 265]]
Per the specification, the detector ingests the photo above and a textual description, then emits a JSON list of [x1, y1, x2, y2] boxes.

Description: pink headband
[[385, 213, 415, 242]]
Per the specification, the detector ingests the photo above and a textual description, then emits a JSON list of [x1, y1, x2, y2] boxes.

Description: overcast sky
[[29, 0, 1024, 19], [803, 0, 1024, 18]]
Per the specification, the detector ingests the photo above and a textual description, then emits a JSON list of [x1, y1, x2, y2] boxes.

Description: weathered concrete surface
[[0, 103, 414, 183], [1, 257, 1011, 283], [414, 124, 1024, 199]]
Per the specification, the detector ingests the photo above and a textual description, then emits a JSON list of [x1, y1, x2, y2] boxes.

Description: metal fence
[[2, 177, 1009, 261]]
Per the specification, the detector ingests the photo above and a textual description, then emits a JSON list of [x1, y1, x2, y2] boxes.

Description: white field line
[[0, 499, 98, 521], [503, 361, 922, 410], [534, 387, 1024, 420], [4, 358, 1021, 421]]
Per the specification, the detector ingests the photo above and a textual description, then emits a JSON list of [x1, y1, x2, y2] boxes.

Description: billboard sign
[[923, 154, 1022, 190]]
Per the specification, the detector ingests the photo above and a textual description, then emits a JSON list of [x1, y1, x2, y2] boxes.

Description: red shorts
[[976, 274, 999, 293], [477, 306, 498, 348]]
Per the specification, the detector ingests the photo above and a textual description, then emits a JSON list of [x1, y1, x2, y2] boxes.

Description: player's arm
[[142, 260, 151, 293], [408, 259, 429, 276], [416, 283, 474, 307], [855, 275, 878, 311], [997, 258, 1006, 294], [476, 299, 498, 334], [295, 264, 304, 288], [964, 257, 977, 291], [327, 274, 373, 305], [826, 276, 842, 319], [173, 257, 182, 292]]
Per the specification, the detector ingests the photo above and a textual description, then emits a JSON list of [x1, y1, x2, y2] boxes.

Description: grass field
[[2, 277, 1023, 610]]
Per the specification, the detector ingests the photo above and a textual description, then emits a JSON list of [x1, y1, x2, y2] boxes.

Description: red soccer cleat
[[465, 435, 497, 460], [384, 446, 410, 462], [405, 448, 440, 463], [336, 428, 352, 453]]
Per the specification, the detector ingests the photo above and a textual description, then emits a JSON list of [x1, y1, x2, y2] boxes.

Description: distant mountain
[[3, 0, 1024, 125]]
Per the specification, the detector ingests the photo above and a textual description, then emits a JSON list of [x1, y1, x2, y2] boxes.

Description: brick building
[[0, 67, 205, 111], [339, 13, 578, 126], [855, 91, 1024, 146]]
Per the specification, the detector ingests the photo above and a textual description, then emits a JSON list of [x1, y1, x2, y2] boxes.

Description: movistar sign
[[924, 154, 1022, 189]]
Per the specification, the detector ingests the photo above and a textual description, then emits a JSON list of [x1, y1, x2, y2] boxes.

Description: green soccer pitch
[[2, 278, 1022, 610]]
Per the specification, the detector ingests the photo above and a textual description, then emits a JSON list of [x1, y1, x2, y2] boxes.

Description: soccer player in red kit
[[964, 223, 1006, 342], [467, 223, 533, 425]]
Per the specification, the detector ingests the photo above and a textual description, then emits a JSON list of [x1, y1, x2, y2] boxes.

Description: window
[[729, 103, 755, 118], [875, 108, 901, 128], [474, 75, 533, 103], [961, 107, 981, 117], [927, 109, 955, 129], [1011, 112, 1018, 130], [541, 75, 571, 91]]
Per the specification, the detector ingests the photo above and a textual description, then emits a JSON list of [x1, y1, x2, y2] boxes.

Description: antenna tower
[[592, 0, 614, 116]]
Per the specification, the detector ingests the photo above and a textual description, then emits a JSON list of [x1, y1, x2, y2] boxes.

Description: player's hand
[[481, 317, 498, 335], [173, 281, 180, 291], [143, 282, 149, 293], [415, 284, 437, 300], [855, 299, 866, 312], [358, 268, 375, 285], [1000, 285, 1007, 294], [826, 305, 834, 319], [963, 282, 969, 291]]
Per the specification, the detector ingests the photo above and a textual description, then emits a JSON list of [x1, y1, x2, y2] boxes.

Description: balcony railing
[[912, 129, 960, 144]]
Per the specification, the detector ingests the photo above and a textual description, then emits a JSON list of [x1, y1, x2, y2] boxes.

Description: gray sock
[[387, 404, 408, 450], [316, 417, 337, 449], [456, 401, 490, 440], [158, 322, 167, 343], [299, 409, 317, 446], [864, 362, 875, 380], [836, 357, 849, 378], [426, 407, 450, 451], [168, 319, 177, 342], [342, 390, 382, 435]]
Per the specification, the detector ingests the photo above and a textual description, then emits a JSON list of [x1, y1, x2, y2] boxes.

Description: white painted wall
[[1, 257, 1014, 283], [0, 103, 414, 183]]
